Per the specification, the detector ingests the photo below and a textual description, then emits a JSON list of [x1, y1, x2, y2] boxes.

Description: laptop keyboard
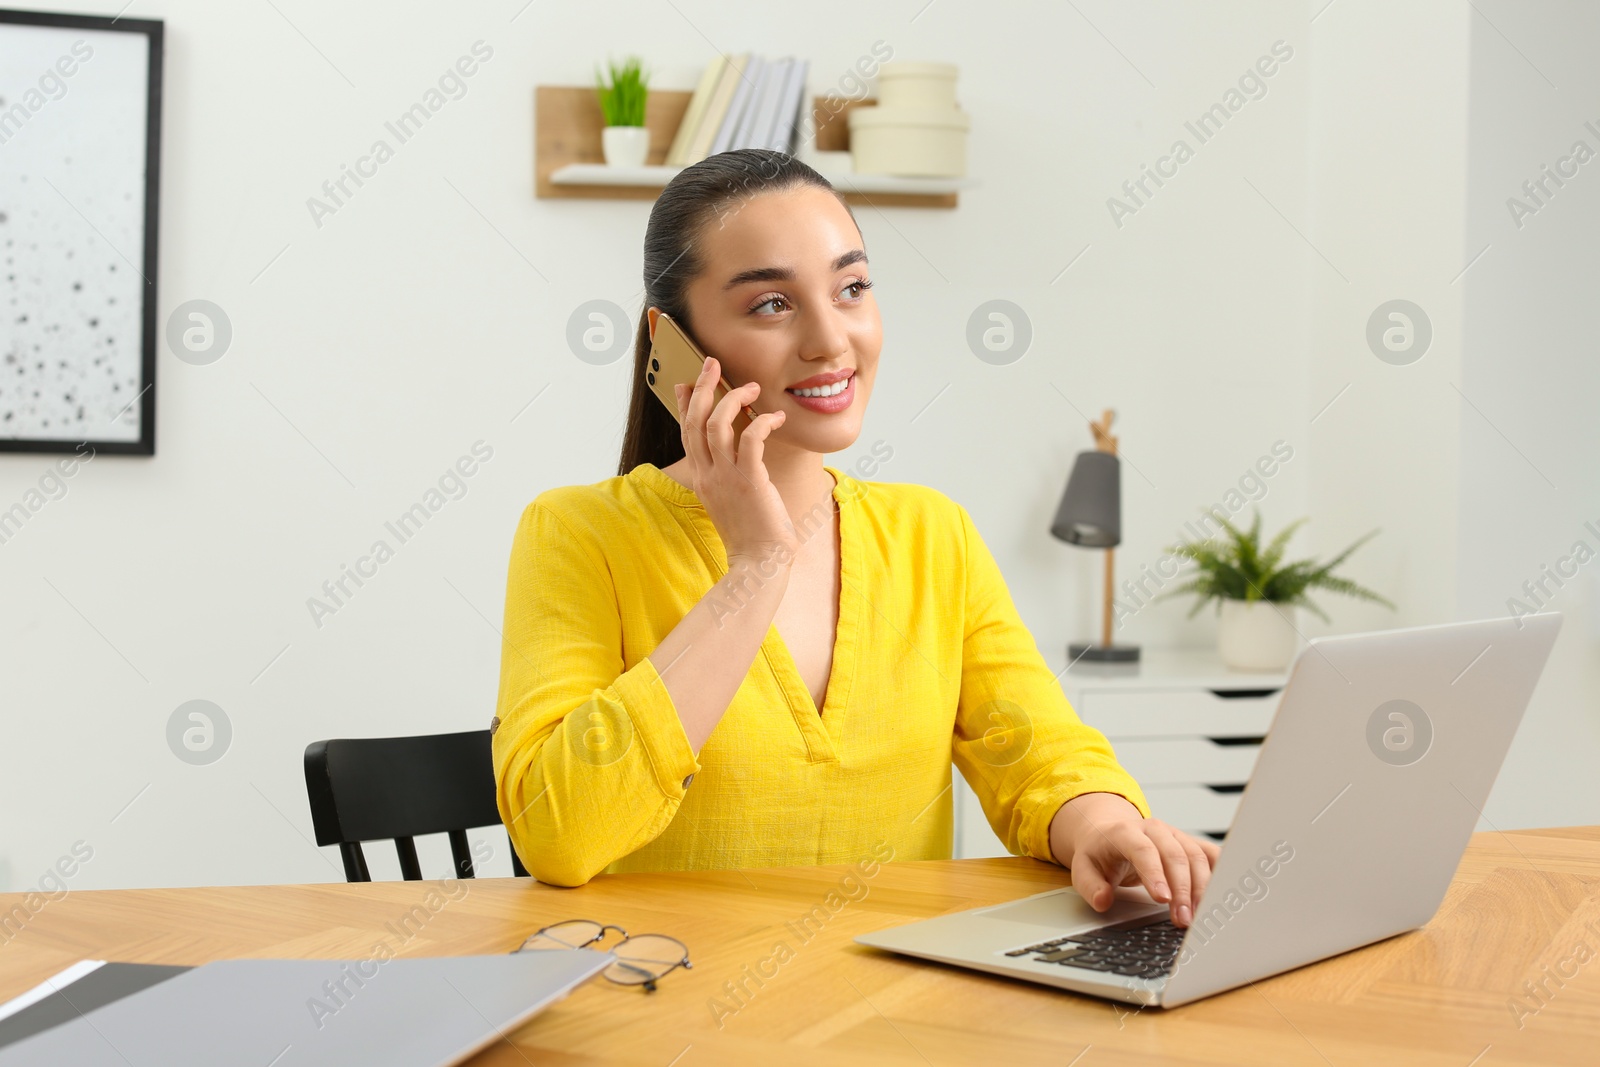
[[1004, 915, 1184, 980]]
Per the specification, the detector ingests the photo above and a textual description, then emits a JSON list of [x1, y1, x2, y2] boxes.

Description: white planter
[[602, 125, 650, 168], [1217, 599, 1299, 672]]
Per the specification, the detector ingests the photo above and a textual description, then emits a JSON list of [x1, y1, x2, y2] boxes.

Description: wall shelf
[[548, 162, 974, 198], [535, 86, 967, 209]]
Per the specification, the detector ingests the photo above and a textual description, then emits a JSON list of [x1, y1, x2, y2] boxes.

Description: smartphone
[[647, 312, 757, 434]]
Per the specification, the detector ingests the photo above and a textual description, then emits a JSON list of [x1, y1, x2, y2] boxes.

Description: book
[[665, 55, 728, 167], [743, 57, 791, 151], [769, 58, 810, 153], [684, 52, 748, 164], [711, 54, 764, 156]]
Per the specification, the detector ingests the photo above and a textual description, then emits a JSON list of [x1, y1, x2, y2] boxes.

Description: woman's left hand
[[1047, 792, 1222, 928]]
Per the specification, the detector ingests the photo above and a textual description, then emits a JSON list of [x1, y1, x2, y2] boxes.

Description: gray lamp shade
[[1051, 451, 1121, 547]]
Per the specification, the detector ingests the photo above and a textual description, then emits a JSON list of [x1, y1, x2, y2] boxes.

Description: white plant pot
[[1217, 599, 1299, 673], [602, 125, 650, 168]]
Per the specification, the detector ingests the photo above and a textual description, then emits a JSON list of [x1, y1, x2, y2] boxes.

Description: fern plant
[[594, 56, 650, 127], [1158, 509, 1395, 623]]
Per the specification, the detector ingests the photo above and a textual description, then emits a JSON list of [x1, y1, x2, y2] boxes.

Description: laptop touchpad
[[976, 890, 1162, 930]]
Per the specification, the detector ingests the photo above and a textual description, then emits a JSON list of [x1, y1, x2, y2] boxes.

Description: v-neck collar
[[629, 461, 862, 764]]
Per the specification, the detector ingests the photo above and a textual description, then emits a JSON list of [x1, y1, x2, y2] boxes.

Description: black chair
[[303, 729, 530, 882]]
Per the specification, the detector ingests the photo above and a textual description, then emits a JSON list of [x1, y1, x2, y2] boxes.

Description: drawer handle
[[1206, 688, 1281, 699], [1204, 784, 1246, 794], [1208, 735, 1267, 747]]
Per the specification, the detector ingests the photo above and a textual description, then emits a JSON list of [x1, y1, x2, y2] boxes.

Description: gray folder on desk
[[0, 951, 611, 1067], [0, 963, 192, 1050]]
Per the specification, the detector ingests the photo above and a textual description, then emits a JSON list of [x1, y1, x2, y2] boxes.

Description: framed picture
[[0, 8, 163, 455]]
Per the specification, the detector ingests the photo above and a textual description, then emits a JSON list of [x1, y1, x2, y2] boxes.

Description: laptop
[[856, 613, 1562, 1008], [0, 950, 612, 1066]]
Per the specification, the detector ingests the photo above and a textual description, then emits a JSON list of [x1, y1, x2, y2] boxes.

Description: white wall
[[1458, 0, 1600, 827], [952, 3, 1316, 856], [0, 1, 1591, 892], [1304, 0, 1468, 638]]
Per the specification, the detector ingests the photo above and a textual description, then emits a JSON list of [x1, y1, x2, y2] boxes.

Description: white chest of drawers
[[953, 649, 1287, 859]]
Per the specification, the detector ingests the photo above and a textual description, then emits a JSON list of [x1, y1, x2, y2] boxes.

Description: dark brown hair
[[617, 149, 858, 476]]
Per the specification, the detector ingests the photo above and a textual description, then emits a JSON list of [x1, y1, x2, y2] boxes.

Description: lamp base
[[1069, 642, 1141, 664]]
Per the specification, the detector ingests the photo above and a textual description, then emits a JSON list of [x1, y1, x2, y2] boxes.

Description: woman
[[493, 149, 1218, 927]]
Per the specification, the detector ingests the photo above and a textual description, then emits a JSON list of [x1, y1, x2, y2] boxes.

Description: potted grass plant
[[595, 56, 651, 167], [1159, 510, 1395, 672]]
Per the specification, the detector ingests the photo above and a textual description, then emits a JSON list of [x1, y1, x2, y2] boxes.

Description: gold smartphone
[[647, 312, 756, 434]]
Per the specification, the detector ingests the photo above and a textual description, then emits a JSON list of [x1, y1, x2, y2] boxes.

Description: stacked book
[[666, 54, 811, 166]]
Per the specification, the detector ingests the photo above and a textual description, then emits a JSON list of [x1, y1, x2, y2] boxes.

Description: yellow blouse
[[492, 462, 1150, 886]]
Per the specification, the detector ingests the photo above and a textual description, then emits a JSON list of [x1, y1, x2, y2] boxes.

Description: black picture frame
[[0, 7, 163, 455]]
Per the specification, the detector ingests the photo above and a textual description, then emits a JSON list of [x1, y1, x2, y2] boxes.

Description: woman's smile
[[784, 368, 856, 413]]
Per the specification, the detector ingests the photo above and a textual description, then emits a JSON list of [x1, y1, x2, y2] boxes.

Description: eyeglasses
[[514, 919, 692, 992]]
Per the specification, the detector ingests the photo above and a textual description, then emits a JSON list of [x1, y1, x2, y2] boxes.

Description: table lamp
[[1051, 409, 1140, 663]]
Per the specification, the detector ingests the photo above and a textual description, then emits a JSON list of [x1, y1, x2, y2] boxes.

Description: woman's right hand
[[674, 355, 795, 566]]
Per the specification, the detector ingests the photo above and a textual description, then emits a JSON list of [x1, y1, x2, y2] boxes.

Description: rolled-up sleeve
[[948, 502, 1150, 865], [492, 499, 700, 886]]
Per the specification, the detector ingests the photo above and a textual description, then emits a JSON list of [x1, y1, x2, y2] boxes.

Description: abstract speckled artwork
[[0, 14, 160, 453]]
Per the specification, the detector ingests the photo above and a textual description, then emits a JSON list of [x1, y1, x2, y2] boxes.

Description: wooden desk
[[3, 828, 1598, 1065]]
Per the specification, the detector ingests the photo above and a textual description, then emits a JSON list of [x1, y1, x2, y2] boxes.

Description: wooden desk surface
[[3, 828, 1598, 1066]]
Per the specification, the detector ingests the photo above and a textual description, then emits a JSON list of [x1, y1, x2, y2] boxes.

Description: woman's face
[[650, 184, 881, 457]]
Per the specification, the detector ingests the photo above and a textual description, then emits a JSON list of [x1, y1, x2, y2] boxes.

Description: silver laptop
[[856, 614, 1562, 1008], [0, 950, 612, 1066]]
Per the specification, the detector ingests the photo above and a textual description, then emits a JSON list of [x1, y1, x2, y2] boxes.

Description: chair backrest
[[303, 729, 529, 882]]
